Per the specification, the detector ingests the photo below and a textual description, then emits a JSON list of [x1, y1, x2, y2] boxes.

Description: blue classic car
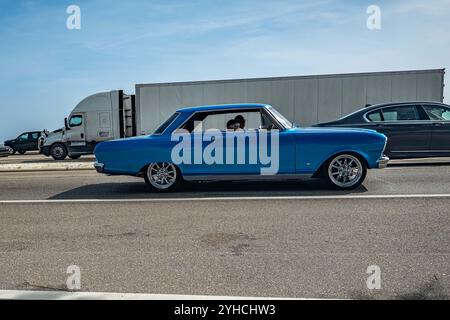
[[94, 104, 388, 191]]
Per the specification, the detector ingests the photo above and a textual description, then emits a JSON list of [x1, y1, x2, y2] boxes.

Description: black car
[[314, 102, 450, 159], [0, 145, 9, 157], [4, 131, 42, 155]]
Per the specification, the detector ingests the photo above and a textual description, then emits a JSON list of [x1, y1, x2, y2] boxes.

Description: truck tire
[[69, 155, 81, 160], [50, 143, 68, 160], [18, 150, 26, 155]]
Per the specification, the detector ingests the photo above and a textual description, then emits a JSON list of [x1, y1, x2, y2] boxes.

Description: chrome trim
[[376, 156, 389, 169], [183, 173, 312, 182], [94, 162, 105, 173], [391, 150, 450, 153], [363, 103, 450, 123], [172, 105, 285, 133]]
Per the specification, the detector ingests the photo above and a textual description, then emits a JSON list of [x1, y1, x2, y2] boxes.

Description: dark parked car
[[4, 131, 42, 155], [0, 145, 9, 157], [314, 102, 450, 159]]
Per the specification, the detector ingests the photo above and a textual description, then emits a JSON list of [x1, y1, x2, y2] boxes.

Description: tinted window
[[422, 105, 450, 121], [69, 115, 83, 127], [30, 133, 40, 140], [18, 133, 28, 141], [153, 112, 179, 134], [366, 110, 382, 121], [381, 106, 419, 121]]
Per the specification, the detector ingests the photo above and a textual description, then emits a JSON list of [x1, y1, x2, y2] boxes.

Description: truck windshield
[[153, 112, 180, 134]]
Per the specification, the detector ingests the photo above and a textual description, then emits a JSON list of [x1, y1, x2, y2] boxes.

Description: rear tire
[[50, 143, 67, 160], [69, 155, 81, 160], [144, 162, 181, 192], [18, 150, 26, 155], [321, 153, 367, 190]]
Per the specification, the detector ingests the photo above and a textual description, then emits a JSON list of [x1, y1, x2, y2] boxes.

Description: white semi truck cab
[[40, 90, 136, 160]]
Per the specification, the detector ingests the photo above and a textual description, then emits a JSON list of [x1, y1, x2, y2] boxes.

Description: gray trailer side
[[135, 69, 444, 135]]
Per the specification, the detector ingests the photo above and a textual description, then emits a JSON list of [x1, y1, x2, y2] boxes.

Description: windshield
[[267, 106, 293, 128]]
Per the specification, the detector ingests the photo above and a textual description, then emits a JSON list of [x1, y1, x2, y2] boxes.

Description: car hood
[[4, 139, 14, 144]]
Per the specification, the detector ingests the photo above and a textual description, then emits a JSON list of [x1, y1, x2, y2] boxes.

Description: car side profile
[[94, 104, 388, 191], [4, 131, 42, 155], [314, 102, 450, 159]]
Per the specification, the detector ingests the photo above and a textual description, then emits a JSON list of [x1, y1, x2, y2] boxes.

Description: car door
[[15, 133, 30, 151], [375, 105, 431, 155], [29, 132, 40, 150], [66, 113, 86, 147], [421, 104, 450, 152]]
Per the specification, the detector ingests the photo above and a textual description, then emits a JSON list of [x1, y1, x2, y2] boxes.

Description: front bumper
[[376, 155, 389, 169], [94, 162, 105, 173]]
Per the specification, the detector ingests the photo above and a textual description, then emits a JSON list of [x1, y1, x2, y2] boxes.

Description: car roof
[[343, 101, 448, 118], [365, 101, 447, 110], [176, 103, 269, 113]]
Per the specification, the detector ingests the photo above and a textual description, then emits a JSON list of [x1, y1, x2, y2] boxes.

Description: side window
[[366, 110, 382, 121], [30, 133, 39, 140], [18, 133, 29, 141], [180, 110, 270, 133], [69, 115, 83, 127], [381, 106, 420, 121], [422, 105, 450, 121]]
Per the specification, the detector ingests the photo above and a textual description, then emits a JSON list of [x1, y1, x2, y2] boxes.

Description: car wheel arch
[[312, 150, 369, 178]]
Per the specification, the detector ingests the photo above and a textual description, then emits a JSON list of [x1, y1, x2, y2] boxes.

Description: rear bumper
[[94, 162, 105, 173], [376, 155, 389, 169]]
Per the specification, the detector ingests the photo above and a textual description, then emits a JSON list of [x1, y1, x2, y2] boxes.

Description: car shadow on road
[[48, 179, 368, 200]]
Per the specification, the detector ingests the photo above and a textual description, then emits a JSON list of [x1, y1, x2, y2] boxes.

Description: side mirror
[[64, 118, 70, 130]]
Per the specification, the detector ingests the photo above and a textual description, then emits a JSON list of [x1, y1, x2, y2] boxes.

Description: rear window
[[153, 112, 179, 134], [366, 110, 382, 121], [381, 106, 420, 121]]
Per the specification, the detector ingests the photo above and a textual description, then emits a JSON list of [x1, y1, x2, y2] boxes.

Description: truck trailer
[[40, 69, 445, 160]]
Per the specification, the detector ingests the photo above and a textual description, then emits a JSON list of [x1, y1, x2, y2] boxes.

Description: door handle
[[433, 122, 444, 126], [81, 133, 84, 139]]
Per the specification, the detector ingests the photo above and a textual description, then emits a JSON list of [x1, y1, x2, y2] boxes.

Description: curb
[[0, 163, 95, 172]]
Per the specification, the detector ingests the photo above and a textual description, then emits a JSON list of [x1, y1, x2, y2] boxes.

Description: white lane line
[[1, 194, 450, 204], [0, 289, 305, 300]]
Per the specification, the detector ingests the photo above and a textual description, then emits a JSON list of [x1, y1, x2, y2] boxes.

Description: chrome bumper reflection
[[94, 162, 105, 173], [377, 155, 389, 169]]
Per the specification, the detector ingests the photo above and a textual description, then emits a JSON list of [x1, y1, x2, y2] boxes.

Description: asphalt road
[[0, 164, 450, 299]]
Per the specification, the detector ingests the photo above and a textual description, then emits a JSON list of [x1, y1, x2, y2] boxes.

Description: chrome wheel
[[328, 154, 364, 188], [146, 162, 177, 190], [8, 147, 15, 155]]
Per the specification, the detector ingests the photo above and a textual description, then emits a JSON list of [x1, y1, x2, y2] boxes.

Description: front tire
[[8, 148, 16, 155], [144, 162, 181, 192], [322, 153, 367, 190], [50, 143, 67, 160]]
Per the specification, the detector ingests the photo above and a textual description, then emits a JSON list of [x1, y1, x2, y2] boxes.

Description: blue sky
[[1, 0, 449, 141]]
